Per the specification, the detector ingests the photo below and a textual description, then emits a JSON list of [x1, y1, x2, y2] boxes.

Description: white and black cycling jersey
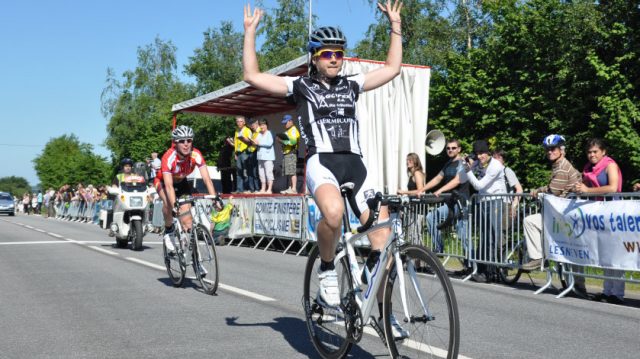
[[284, 74, 365, 157]]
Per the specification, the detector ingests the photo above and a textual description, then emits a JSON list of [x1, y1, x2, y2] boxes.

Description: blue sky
[[0, 0, 377, 187]]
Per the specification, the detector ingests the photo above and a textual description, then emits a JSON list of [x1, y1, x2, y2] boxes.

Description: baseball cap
[[281, 114, 293, 124], [472, 140, 490, 154]]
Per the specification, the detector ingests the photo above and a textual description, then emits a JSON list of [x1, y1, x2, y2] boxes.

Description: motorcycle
[[107, 169, 154, 250]]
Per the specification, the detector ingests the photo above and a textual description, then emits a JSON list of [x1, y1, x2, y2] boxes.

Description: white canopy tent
[[171, 55, 431, 194]]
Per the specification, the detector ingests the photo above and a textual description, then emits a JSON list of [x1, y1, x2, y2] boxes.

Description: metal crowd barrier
[[402, 194, 470, 269], [539, 192, 640, 299]]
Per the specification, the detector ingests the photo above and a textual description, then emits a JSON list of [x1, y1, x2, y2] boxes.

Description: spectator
[[634, 182, 640, 192], [31, 193, 38, 215], [217, 139, 236, 194], [421, 139, 471, 257], [227, 116, 252, 193], [521, 135, 586, 293], [253, 119, 275, 193], [36, 190, 43, 214], [492, 149, 524, 219], [464, 140, 507, 282], [22, 192, 31, 214], [150, 152, 161, 179], [245, 118, 261, 192], [277, 114, 300, 194], [44, 188, 55, 218], [397, 153, 426, 196], [574, 138, 625, 304]]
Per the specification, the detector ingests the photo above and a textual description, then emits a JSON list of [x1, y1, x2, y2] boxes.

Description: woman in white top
[[253, 119, 275, 194]]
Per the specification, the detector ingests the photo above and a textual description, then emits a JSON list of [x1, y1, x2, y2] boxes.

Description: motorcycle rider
[[113, 158, 134, 187], [155, 125, 222, 255]]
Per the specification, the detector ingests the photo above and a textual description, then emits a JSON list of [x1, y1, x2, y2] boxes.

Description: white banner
[[253, 197, 304, 239], [305, 197, 370, 247], [228, 198, 254, 239], [543, 195, 640, 270]]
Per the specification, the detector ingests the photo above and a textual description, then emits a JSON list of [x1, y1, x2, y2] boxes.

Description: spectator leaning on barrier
[[574, 138, 625, 304], [397, 153, 426, 196], [492, 149, 524, 218], [277, 114, 300, 194], [521, 135, 586, 291], [420, 139, 471, 255], [150, 152, 161, 179], [633, 182, 640, 192], [218, 139, 236, 194], [463, 139, 507, 282]]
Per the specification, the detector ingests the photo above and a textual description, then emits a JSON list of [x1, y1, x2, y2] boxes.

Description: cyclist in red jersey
[[155, 125, 222, 252]]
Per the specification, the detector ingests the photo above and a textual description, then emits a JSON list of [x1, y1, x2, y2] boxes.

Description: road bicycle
[[163, 194, 219, 295], [302, 183, 460, 359]]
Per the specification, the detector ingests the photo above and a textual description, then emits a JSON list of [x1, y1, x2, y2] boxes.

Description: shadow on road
[[225, 316, 378, 358]]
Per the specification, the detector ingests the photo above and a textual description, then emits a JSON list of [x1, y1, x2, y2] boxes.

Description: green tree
[[32, 135, 111, 189], [185, 21, 244, 95], [257, 0, 310, 69], [0, 176, 31, 197], [102, 37, 195, 164]]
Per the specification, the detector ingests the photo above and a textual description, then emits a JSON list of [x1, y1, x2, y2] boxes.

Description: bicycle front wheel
[[302, 245, 353, 359], [498, 243, 523, 285], [193, 225, 219, 295], [163, 235, 185, 287], [383, 244, 460, 359]]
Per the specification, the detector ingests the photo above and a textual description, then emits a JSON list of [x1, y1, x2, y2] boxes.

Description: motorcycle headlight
[[130, 196, 143, 207]]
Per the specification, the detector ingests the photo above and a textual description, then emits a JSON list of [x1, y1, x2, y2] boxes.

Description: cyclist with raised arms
[[155, 125, 222, 254], [243, 0, 403, 325]]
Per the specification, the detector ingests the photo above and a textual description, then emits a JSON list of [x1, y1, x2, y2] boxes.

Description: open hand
[[378, 0, 403, 23], [243, 4, 263, 32]]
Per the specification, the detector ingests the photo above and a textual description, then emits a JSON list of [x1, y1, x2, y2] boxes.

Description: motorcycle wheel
[[116, 239, 128, 248], [130, 220, 143, 251]]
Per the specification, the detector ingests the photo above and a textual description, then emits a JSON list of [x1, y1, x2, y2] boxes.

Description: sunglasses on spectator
[[314, 49, 345, 60], [176, 139, 193, 144], [446, 146, 459, 150]]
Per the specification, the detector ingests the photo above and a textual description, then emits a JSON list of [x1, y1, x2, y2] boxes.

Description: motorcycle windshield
[[121, 174, 147, 192]]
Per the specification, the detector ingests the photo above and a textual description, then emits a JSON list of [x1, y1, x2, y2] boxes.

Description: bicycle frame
[[335, 201, 430, 329]]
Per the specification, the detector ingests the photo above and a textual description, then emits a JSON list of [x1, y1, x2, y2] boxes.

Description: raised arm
[[243, 4, 289, 96], [362, 0, 403, 91]]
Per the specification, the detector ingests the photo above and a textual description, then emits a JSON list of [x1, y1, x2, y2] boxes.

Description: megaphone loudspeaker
[[425, 130, 445, 155]]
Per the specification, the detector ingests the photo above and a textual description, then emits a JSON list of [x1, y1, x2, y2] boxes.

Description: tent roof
[[171, 56, 307, 117], [171, 55, 431, 117]]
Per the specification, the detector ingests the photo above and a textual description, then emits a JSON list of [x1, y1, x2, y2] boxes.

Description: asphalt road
[[1, 214, 639, 358]]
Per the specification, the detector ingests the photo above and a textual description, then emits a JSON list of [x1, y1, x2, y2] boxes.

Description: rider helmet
[[120, 158, 134, 167], [542, 134, 566, 149], [172, 125, 194, 141], [308, 26, 347, 53]]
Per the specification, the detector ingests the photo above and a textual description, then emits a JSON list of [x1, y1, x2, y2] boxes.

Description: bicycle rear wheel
[[383, 244, 459, 359], [498, 243, 523, 285], [164, 238, 185, 287], [302, 245, 353, 359], [193, 225, 219, 295]]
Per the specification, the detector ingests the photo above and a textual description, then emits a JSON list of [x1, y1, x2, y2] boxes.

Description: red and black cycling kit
[[154, 147, 206, 196]]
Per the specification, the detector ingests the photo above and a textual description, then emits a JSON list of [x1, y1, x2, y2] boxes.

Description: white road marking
[[218, 284, 276, 302], [0, 241, 72, 245], [125, 257, 166, 271], [48, 232, 63, 238], [25, 225, 34, 229], [89, 246, 119, 256], [35, 228, 45, 233]]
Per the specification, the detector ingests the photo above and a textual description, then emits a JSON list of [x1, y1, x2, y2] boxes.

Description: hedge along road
[[1, 214, 639, 359]]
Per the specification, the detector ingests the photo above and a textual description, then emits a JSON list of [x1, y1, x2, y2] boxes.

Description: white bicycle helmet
[[172, 125, 194, 141], [542, 134, 565, 148]]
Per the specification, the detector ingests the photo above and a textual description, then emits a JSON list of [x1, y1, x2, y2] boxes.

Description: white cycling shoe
[[381, 314, 410, 340], [163, 232, 176, 253], [317, 268, 340, 307], [196, 262, 208, 277]]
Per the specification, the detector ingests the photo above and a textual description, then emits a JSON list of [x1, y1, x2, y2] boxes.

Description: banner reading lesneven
[[543, 195, 640, 270]]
